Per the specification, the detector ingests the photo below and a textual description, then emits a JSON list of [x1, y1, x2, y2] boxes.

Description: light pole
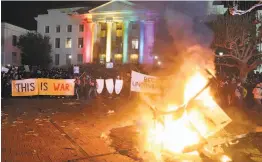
[[68, 55, 72, 65], [219, 52, 223, 74]]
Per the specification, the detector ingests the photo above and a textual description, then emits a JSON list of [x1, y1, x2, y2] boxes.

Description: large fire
[[143, 71, 230, 161]]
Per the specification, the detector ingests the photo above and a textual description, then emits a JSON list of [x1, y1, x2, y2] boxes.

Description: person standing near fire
[[88, 75, 97, 99], [234, 81, 247, 108], [81, 74, 89, 100], [74, 76, 81, 100], [253, 82, 262, 111]]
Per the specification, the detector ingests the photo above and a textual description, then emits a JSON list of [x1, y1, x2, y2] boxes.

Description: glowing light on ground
[[220, 155, 232, 162]]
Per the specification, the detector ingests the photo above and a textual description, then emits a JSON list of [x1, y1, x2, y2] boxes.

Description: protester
[[234, 81, 246, 108], [1, 64, 261, 111], [81, 74, 89, 100], [253, 83, 262, 109], [74, 76, 81, 100], [88, 76, 97, 99]]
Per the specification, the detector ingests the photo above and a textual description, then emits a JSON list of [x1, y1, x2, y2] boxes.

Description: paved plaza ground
[[1, 97, 140, 162], [1, 97, 262, 162]]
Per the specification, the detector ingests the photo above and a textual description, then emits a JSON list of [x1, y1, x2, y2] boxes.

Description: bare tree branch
[[215, 53, 243, 63], [246, 52, 262, 63], [210, 14, 261, 82], [248, 60, 262, 71], [216, 63, 239, 68]]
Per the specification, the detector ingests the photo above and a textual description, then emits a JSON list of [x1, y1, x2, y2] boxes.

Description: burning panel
[[142, 71, 232, 161], [184, 72, 232, 138], [187, 100, 232, 138]]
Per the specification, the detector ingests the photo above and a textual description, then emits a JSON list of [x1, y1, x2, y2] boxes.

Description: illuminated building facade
[[1, 22, 30, 66], [35, 0, 158, 66]]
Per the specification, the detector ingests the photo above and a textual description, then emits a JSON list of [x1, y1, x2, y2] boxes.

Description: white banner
[[96, 79, 104, 94], [115, 79, 123, 95], [106, 79, 114, 94], [1, 67, 9, 73], [130, 71, 160, 94], [74, 66, 79, 74]]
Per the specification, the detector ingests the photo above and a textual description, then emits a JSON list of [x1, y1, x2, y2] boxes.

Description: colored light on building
[[139, 21, 145, 64], [83, 22, 93, 63], [106, 22, 112, 62], [144, 21, 154, 64], [123, 21, 129, 63]]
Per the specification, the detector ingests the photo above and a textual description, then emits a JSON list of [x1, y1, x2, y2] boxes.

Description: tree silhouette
[[210, 14, 262, 82], [17, 32, 52, 68]]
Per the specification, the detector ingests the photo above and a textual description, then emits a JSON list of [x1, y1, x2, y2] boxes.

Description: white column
[[106, 22, 113, 62]]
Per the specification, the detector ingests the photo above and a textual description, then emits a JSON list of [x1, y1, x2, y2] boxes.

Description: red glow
[[83, 21, 93, 63]]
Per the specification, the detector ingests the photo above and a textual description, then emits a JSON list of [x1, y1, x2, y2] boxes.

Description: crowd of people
[[1, 65, 98, 100], [1, 64, 261, 110], [215, 71, 262, 110]]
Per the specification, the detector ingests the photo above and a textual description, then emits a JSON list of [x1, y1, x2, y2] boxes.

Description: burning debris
[[137, 69, 234, 161], [107, 63, 262, 162]]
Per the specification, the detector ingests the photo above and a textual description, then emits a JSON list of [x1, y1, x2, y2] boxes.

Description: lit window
[[114, 54, 122, 64], [78, 38, 83, 48], [130, 54, 138, 64], [116, 23, 123, 37], [132, 39, 139, 50], [65, 38, 72, 48]]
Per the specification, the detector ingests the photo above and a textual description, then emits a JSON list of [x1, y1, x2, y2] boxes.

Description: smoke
[[150, 1, 217, 77], [164, 1, 214, 47], [147, 1, 217, 104]]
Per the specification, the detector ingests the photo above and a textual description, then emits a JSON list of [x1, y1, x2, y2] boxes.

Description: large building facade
[[1, 22, 30, 66], [35, 0, 158, 66], [37, 0, 248, 68]]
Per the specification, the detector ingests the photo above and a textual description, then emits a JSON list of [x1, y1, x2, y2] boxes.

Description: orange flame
[[144, 71, 222, 160]]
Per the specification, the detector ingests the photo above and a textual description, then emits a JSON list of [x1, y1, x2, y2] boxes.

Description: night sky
[[1, 1, 105, 30], [1, 1, 259, 31]]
